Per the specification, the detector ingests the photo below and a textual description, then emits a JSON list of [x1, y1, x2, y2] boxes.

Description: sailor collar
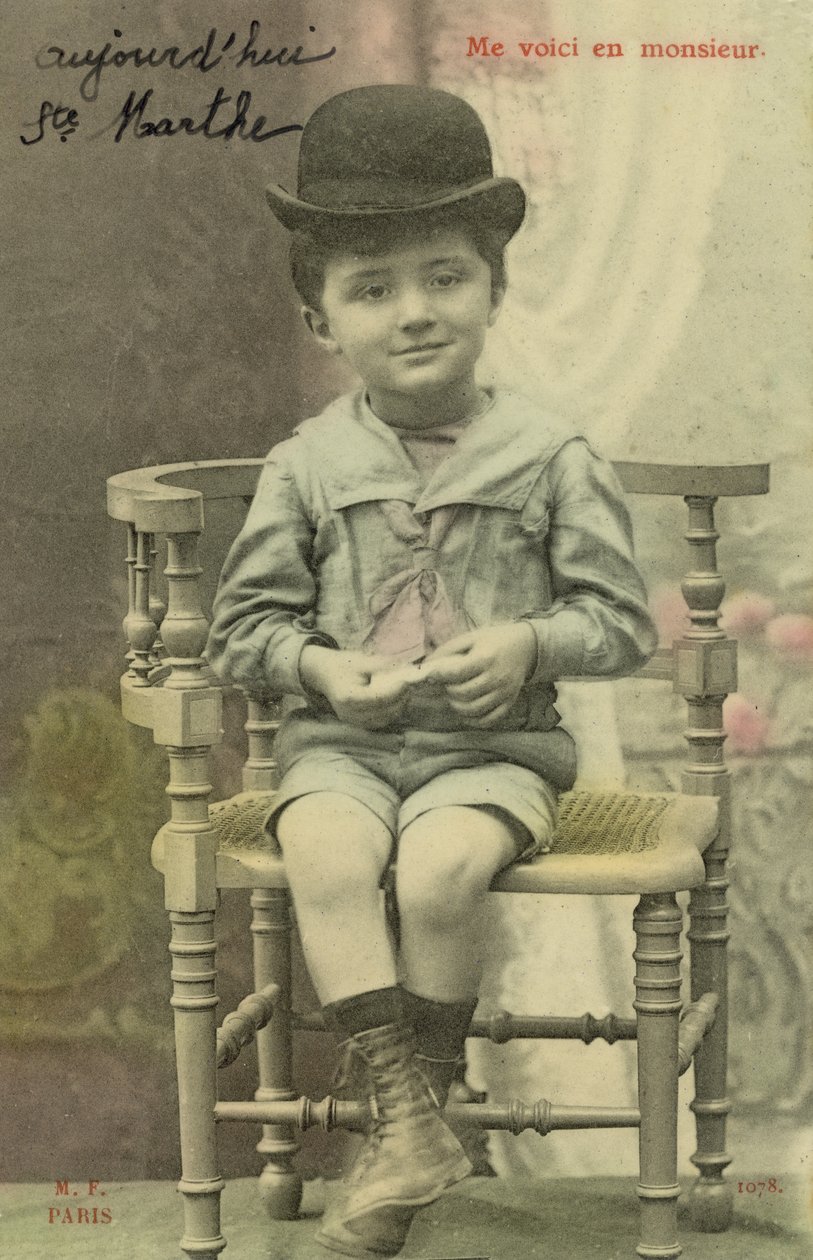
[[291, 389, 580, 513]]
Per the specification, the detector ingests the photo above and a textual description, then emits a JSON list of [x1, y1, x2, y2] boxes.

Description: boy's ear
[[301, 306, 342, 355], [487, 283, 506, 327]]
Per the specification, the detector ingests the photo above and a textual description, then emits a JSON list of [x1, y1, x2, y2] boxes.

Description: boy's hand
[[299, 646, 421, 729], [416, 623, 537, 728]]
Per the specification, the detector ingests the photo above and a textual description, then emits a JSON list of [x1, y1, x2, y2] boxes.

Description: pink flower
[[649, 586, 689, 645], [724, 694, 771, 755], [764, 614, 813, 661], [720, 591, 776, 637]]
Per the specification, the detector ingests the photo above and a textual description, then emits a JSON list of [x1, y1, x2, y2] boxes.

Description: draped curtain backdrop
[[418, 0, 812, 1175]]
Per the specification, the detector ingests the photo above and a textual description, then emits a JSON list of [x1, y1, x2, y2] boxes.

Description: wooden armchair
[[107, 457, 769, 1259]]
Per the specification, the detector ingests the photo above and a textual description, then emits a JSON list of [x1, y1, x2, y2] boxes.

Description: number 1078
[[738, 1179, 783, 1196]]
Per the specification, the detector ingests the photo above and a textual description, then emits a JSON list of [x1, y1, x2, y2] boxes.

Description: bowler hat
[[265, 85, 525, 238]]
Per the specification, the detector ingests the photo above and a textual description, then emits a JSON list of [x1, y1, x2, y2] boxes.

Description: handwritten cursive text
[[35, 21, 336, 103], [109, 87, 303, 142]]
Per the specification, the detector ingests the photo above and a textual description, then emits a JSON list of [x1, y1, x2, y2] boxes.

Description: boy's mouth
[[393, 342, 450, 356]]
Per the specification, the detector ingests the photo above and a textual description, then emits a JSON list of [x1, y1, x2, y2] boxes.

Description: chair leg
[[169, 909, 226, 1260], [250, 888, 303, 1219], [634, 893, 683, 1260], [687, 840, 733, 1231]]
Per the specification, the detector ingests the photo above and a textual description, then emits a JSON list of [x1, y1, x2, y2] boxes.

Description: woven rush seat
[[151, 788, 719, 896]]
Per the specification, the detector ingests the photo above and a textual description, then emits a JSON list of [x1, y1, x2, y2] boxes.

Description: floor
[[2, 1172, 809, 1260]]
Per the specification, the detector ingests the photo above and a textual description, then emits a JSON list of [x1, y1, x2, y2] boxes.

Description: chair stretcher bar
[[214, 1096, 641, 1135]]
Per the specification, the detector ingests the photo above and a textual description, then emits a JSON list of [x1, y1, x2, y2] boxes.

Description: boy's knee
[[277, 792, 387, 847], [276, 792, 393, 903], [396, 809, 504, 918]]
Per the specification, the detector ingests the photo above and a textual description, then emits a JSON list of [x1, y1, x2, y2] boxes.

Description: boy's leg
[[275, 792, 395, 1001], [278, 801, 471, 1257], [396, 804, 524, 1001], [397, 803, 531, 1101], [395, 801, 529, 1118], [395, 806, 526, 1179]]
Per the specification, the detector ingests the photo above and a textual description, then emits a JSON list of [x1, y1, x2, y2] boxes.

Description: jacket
[[206, 388, 657, 746]]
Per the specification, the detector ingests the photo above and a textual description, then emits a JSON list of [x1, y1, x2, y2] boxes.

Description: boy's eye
[[359, 283, 389, 301], [431, 272, 461, 289]]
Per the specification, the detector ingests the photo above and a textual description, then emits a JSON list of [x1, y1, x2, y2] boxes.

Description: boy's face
[[302, 229, 503, 424]]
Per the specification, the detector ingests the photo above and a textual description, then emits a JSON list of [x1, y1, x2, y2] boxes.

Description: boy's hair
[[289, 208, 509, 311]]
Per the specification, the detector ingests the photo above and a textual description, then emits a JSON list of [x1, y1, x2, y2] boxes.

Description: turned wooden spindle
[[688, 832, 733, 1233], [250, 888, 303, 1220], [169, 909, 225, 1260], [676, 494, 734, 1232], [216, 984, 279, 1069], [634, 893, 684, 1260], [123, 522, 137, 674], [214, 1094, 642, 1135], [161, 532, 211, 690], [123, 528, 160, 686], [147, 533, 167, 663], [681, 496, 726, 640], [242, 697, 280, 792], [215, 1093, 645, 1134], [157, 527, 226, 1260], [293, 1007, 639, 1044], [678, 993, 719, 1077], [479, 1009, 638, 1045], [236, 661, 281, 1239]]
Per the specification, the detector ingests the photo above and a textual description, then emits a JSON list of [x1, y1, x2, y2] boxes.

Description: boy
[[207, 85, 657, 1257]]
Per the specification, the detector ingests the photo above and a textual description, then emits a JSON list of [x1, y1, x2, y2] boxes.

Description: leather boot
[[414, 1054, 495, 1176], [414, 1051, 461, 1108], [316, 1023, 472, 1257]]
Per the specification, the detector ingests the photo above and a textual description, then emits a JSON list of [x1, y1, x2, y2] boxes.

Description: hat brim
[[265, 176, 526, 240]]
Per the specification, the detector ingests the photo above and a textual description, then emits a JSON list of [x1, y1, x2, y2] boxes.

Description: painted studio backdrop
[[3, 0, 811, 1194]]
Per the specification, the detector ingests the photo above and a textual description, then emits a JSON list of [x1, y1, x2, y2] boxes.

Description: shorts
[[266, 711, 562, 862]]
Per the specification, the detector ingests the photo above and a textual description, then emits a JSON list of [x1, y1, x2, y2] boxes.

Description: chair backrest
[[107, 458, 770, 830]]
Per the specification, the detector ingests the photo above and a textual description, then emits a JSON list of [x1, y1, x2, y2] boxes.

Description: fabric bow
[[361, 499, 470, 661], [362, 567, 469, 662]]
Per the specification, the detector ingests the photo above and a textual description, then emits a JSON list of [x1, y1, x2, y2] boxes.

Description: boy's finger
[[385, 664, 424, 688], [464, 699, 513, 728], [418, 655, 481, 685], [366, 657, 421, 679], [448, 689, 502, 717], [423, 632, 475, 660], [445, 674, 497, 700]]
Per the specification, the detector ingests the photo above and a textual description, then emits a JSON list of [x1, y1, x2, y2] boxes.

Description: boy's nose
[[396, 287, 435, 330]]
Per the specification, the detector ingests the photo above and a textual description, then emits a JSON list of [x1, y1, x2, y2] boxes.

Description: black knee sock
[[322, 986, 403, 1043], [399, 987, 477, 1060]]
